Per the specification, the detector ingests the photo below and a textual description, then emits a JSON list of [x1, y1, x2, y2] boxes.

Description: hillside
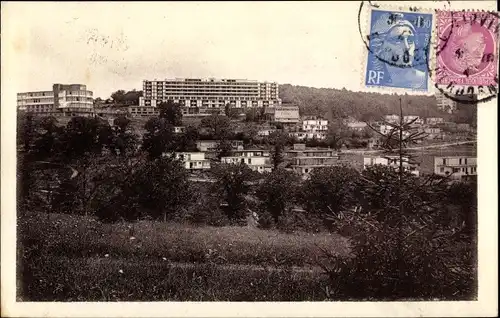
[[279, 84, 476, 125]]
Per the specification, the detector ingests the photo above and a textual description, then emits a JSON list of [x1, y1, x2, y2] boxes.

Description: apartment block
[[17, 83, 94, 116], [284, 144, 340, 175], [434, 156, 477, 180], [139, 78, 281, 116]]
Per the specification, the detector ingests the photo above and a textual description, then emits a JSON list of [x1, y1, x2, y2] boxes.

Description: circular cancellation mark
[[358, 1, 499, 104]]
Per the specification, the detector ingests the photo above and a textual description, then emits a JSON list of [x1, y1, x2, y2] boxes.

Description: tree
[[173, 125, 199, 152], [111, 115, 138, 156], [215, 139, 233, 159], [300, 165, 360, 216], [268, 130, 288, 170], [142, 117, 175, 159], [200, 114, 232, 140], [132, 157, 191, 221], [256, 168, 301, 223], [211, 163, 259, 220], [110, 90, 126, 104], [158, 100, 183, 126]]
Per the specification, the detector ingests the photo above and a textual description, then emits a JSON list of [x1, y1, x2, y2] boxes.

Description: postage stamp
[[435, 10, 499, 87], [364, 7, 435, 91]]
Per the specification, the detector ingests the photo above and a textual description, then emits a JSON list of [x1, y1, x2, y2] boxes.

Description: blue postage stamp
[[364, 8, 434, 91]]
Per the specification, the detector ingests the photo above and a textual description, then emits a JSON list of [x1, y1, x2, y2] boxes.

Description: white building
[[173, 126, 186, 134], [139, 78, 282, 116], [434, 156, 477, 180], [302, 119, 329, 132], [221, 149, 272, 173], [426, 117, 445, 125], [257, 128, 277, 137], [171, 152, 211, 170], [289, 131, 327, 140], [363, 155, 419, 176], [384, 114, 400, 123], [17, 83, 94, 116]]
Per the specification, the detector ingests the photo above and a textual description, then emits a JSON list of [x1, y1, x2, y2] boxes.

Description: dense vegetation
[[279, 84, 477, 126], [17, 99, 477, 301]]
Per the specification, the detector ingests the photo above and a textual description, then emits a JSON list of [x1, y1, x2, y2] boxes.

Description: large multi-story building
[[17, 83, 94, 116], [434, 156, 477, 180], [138, 78, 281, 116]]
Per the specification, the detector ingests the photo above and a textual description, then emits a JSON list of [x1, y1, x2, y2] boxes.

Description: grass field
[[17, 212, 351, 301]]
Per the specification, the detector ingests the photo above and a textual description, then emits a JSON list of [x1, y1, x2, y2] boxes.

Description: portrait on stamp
[[365, 9, 434, 90], [436, 11, 499, 87]]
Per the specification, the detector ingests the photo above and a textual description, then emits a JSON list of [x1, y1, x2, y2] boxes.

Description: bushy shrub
[[300, 166, 360, 216], [256, 169, 301, 223], [318, 208, 476, 300]]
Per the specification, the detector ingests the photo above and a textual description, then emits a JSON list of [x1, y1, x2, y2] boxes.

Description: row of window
[[439, 167, 477, 173], [144, 97, 277, 101], [441, 158, 473, 165]]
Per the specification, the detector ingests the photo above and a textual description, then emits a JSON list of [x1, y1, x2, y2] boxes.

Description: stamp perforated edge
[[433, 9, 500, 92], [359, 2, 438, 94]]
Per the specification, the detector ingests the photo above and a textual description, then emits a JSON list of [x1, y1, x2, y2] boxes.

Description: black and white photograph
[[1, 1, 498, 317]]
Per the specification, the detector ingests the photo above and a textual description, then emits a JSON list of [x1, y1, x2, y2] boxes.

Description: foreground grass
[[18, 212, 350, 301]]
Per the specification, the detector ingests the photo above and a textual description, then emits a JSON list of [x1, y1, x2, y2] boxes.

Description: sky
[[1, 1, 497, 99]]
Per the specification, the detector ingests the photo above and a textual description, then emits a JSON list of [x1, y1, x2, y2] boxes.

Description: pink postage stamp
[[435, 10, 499, 87]]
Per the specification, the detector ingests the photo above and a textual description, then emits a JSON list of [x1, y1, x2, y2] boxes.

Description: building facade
[[363, 155, 420, 176], [17, 83, 94, 116], [265, 105, 300, 124], [138, 78, 281, 115], [221, 149, 272, 173], [284, 144, 340, 176], [168, 152, 211, 170], [434, 156, 477, 180], [426, 117, 445, 125]]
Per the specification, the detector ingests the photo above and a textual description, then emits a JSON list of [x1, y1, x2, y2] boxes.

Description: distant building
[[196, 140, 244, 152], [346, 121, 367, 131], [435, 91, 457, 113], [434, 156, 477, 180], [426, 117, 444, 125], [266, 105, 300, 124], [221, 149, 272, 173], [363, 155, 419, 176], [384, 114, 400, 123], [284, 144, 340, 176], [139, 78, 281, 116], [173, 126, 186, 134], [403, 115, 424, 125], [170, 152, 211, 170], [257, 127, 277, 137], [457, 123, 471, 132], [289, 131, 327, 140], [424, 127, 443, 139], [302, 118, 329, 132], [128, 106, 159, 117], [17, 83, 94, 117]]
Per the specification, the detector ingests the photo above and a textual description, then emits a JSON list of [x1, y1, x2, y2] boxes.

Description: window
[[440, 167, 444, 173], [464, 158, 468, 165], [459, 158, 462, 165], [453, 168, 459, 173], [442, 158, 447, 165], [248, 158, 252, 164]]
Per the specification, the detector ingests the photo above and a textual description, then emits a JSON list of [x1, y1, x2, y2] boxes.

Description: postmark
[[433, 10, 499, 104], [362, 5, 435, 91]]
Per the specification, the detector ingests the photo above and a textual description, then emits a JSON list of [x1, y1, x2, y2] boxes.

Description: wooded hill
[[279, 84, 476, 125]]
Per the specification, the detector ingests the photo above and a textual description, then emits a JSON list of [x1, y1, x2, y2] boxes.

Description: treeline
[[279, 84, 477, 125], [18, 98, 477, 299]]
